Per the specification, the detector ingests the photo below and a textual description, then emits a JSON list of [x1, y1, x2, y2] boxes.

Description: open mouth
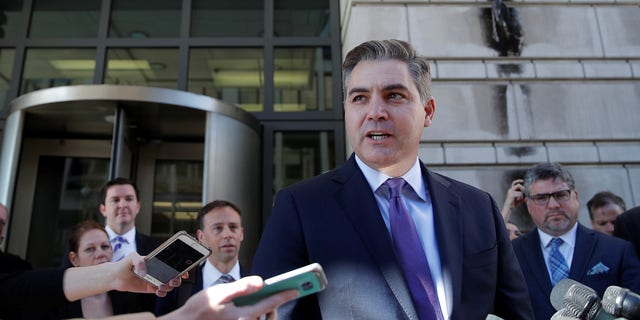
[[368, 132, 389, 141]]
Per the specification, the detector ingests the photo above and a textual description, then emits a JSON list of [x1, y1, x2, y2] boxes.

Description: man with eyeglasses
[[511, 162, 640, 320]]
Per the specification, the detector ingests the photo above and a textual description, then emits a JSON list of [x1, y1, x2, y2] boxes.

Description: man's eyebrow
[[347, 87, 369, 96], [382, 84, 409, 92]]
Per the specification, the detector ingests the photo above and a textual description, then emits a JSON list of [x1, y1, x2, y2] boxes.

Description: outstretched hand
[[162, 275, 299, 320]]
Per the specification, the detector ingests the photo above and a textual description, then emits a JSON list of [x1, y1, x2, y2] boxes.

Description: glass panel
[[104, 48, 179, 89], [191, 0, 263, 37], [29, 0, 101, 38], [27, 156, 109, 267], [151, 160, 203, 238], [274, 47, 333, 112], [21, 48, 96, 94], [188, 48, 264, 112], [0, 49, 15, 114], [0, 0, 23, 40], [273, 131, 335, 196], [109, 0, 181, 38], [274, 0, 330, 37]]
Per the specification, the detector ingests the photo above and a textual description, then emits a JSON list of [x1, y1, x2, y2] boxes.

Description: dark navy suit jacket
[[252, 155, 533, 320], [512, 224, 640, 320]]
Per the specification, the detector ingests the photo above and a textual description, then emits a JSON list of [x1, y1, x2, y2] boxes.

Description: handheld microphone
[[550, 308, 580, 320], [550, 278, 615, 319], [602, 285, 640, 319], [551, 279, 596, 311]]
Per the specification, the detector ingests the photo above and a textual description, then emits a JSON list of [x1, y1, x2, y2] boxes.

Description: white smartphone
[[137, 230, 211, 286], [233, 263, 328, 306]]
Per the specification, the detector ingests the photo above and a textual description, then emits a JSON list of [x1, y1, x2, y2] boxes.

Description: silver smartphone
[[233, 263, 328, 306], [137, 230, 211, 287]]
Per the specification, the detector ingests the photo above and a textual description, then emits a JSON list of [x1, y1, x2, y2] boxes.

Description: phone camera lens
[[301, 281, 314, 291], [185, 259, 193, 265]]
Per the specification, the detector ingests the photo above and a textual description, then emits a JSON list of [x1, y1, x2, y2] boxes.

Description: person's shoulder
[[428, 170, 490, 198], [618, 206, 640, 221], [0, 251, 32, 272]]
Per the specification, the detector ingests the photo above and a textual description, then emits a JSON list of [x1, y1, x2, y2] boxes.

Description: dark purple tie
[[386, 178, 443, 320]]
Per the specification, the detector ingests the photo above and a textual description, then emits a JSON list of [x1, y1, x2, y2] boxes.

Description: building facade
[[0, 0, 638, 268]]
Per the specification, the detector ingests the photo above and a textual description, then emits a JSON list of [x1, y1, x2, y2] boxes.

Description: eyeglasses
[[528, 189, 572, 206]]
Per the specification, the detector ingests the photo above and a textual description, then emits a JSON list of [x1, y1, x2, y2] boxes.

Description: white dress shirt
[[106, 226, 137, 261], [202, 259, 241, 287]]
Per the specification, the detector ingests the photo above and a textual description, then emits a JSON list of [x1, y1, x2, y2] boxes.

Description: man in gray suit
[[252, 39, 533, 320]]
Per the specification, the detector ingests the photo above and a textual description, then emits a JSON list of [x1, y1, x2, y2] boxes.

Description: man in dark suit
[[154, 200, 249, 315], [512, 162, 640, 320], [99, 177, 160, 311], [252, 39, 533, 320], [614, 206, 640, 259], [0, 203, 32, 273]]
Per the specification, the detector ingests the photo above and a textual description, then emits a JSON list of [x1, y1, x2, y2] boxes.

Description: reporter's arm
[[63, 252, 181, 301]]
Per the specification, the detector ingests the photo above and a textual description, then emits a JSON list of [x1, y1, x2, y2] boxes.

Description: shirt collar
[[538, 223, 578, 249], [105, 225, 136, 244], [355, 155, 426, 201], [202, 259, 241, 285]]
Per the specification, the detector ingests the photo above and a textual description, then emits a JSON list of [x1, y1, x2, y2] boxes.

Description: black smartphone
[[136, 230, 211, 286], [233, 263, 328, 306]]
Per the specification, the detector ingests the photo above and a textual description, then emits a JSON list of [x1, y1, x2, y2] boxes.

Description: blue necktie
[[386, 178, 443, 320], [213, 274, 235, 286], [548, 237, 569, 286]]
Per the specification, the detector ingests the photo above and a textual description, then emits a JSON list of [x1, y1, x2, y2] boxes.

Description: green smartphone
[[233, 263, 328, 306]]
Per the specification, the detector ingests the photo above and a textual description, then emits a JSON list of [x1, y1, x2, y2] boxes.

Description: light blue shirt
[[538, 223, 577, 281], [355, 155, 450, 319]]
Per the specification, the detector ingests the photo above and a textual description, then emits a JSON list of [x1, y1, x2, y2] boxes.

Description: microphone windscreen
[[602, 286, 624, 315], [551, 279, 583, 311]]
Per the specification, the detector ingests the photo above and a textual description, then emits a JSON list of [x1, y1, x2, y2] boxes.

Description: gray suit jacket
[[252, 154, 533, 319]]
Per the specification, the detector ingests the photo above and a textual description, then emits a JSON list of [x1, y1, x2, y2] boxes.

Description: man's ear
[[423, 97, 436, 127]]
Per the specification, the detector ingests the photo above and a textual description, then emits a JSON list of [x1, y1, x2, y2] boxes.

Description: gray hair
[[342, 39, 432, 103], [523, 162, 576, 196]]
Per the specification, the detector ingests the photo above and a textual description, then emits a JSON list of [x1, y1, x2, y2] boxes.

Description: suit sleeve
[[620, 240, 640, 293], [252, 188, 312, 318], [490, 197, 536, 320]]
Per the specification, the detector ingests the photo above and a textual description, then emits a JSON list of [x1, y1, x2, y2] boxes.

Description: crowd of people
[[2, 39, 639, 320]]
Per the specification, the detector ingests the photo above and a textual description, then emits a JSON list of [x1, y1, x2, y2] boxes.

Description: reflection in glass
[[0, 0, 23, 40], [275, 0, 330, 37], [27, 156, 109, 267], [0, 49, 15, 114], [29, 0, 101, 38], [188, 48, 265, 112], [105, 48, 179, 89], [109, 0, 181, 38], [151, 160, 203, 238], [273, 131, 335, 196], [21, 48, 96, 94], [191, 0, 263, 37], [274, 47, 333, 112]]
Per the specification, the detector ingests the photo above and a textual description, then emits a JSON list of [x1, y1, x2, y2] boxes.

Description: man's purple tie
[[112, 236, 128, 261], [386, 178, 443, 320]]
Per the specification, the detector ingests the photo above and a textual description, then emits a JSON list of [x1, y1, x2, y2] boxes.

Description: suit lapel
[[570, 225, 596, 280], [522, 230, 554, 293], [423, 167, 462, 309], [334, 155, 418, 320]]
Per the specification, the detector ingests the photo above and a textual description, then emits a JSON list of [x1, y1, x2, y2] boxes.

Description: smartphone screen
[[139, 231, 211, 286]]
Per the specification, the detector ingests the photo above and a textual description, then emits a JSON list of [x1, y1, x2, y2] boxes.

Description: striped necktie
[[548, 237, 569, 285], [213, 274, 235, 286]]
